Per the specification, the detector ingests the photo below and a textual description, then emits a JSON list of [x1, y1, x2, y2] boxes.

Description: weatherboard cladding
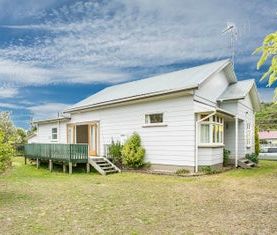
[[68, 95, 196, 166]]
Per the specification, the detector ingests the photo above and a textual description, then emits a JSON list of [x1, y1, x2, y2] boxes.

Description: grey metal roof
[[65, 59, 233, 112], [33, 116, 71, 124], [217, 79, 261, 111], [217, 79, 255, 101]]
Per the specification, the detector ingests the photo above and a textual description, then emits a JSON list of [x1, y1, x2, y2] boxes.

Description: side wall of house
[[69, 94, 196, 168], [36, 121, 67, 144]]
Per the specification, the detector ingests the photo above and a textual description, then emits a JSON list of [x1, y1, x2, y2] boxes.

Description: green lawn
[[1, 158, 277, 234]]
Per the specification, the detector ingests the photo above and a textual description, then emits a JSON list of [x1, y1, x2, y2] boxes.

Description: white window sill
[[142, 123, 168, 128], [51, 140, 58, 142], [198, 143, 224, 148]]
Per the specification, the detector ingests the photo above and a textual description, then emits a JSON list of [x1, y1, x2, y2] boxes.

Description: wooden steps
[[88, 157, 121, 175], [238, 158, 256, 169]]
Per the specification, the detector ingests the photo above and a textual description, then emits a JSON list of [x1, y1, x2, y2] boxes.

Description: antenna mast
[[222, 22, 238, 66]]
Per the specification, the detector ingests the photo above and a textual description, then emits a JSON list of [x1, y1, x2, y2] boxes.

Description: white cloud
[[28, 102, 71, 120], [0, 87, 18, 98], [1, 0, 274, 88], [0, 0, 275, 91], [0, 102, 22, 109]]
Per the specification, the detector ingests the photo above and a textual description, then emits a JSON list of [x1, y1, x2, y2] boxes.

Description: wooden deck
[[24, 143, 89, 174]]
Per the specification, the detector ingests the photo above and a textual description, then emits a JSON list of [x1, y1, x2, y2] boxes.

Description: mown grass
[[1, 157, 277, 234]]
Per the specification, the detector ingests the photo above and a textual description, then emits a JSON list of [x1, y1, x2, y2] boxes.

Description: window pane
[[52, 134, 57, 140], [200, 124, 210, 143], [146, 113, 163, 124], [52, 128, 57, 140], [219, 125, 223, 143], [212, 124, 216, 142]]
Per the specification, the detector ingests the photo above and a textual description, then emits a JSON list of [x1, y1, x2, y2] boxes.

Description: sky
[[0, 0, 276, 129]]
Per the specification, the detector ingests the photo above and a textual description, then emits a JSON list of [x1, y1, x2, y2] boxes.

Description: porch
[[24, 143, 120, 175], [195, 108, 242, 171], [67, 122, 99, 156], [24, 143, 89, 174]]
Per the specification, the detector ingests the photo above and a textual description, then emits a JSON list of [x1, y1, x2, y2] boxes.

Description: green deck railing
[[24, 143, 88, 163]]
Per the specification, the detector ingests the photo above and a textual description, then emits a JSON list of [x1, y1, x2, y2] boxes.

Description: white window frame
[[51, 127, 58, 141], [198, 114, 224, 146], [143, 113, 167, 127]]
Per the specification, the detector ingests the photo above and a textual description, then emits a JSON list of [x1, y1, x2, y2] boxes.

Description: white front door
[[67, 126, 75, 144]]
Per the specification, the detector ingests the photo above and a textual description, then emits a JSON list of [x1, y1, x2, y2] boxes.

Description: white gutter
[[195, 110, 216, 173]]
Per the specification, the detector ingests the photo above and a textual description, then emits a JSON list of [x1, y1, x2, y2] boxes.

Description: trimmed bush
[[223, 149, 230, 167], [108, 140, 123, 167], [122, 132, 145, 168], [246, 153, 259, 164]]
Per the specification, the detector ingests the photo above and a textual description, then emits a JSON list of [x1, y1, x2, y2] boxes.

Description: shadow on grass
[[0, 191, 31, 205], [25, 158, 98, 175]]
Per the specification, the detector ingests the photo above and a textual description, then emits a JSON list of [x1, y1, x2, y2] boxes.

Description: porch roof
[[32, 116, 71, 125], [217, 79, 261, 111]]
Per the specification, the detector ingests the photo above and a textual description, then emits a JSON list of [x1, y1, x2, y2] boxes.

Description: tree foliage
[[0, 130, 14, 173], [255, 102, 277, 130], [122, 132, 145, 168], [0, 112, 27, 172], [0, 112, 16, 142], [254, 31, 277, 100], [255, 126, 260, 155], [108, 139, 123, 167]]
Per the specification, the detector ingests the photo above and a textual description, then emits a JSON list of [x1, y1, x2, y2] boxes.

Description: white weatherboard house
[[29, 59, 261, 172]]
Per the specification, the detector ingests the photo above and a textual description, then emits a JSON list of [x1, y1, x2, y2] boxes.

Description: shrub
[[223, 149, 230, 167], [121, 132, 145, 168], [255, 126, 260, 155], [108, 140, 123, 167], [245, 153, 259, 164], [200, 166, 221, 174], [176, 168, 190, 175], [0, 130, 14, 173]]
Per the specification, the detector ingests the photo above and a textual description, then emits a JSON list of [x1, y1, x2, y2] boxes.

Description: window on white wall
[[199, 115, 224, 145], [52, 128, 58, 140], [145, 113, 163, 124], [246, 122, 251, 146]]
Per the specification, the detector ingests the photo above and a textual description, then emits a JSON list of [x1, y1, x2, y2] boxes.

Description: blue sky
[[0, 0, 276, 129]]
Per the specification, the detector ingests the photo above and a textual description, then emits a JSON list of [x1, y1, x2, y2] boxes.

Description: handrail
[[24, 143, 88, 163]]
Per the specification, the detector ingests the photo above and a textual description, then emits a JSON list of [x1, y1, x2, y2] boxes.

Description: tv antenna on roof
[[222, 22, 238, 66]]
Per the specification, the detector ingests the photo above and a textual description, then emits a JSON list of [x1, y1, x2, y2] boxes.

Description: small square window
[[145, 113, 163, 124]]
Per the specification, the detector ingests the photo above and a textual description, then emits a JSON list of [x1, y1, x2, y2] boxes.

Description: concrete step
[[238, 158, 256, 169]]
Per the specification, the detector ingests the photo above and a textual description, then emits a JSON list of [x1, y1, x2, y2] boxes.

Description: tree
[[0, 112, 16, 142], [15, 128, 27, 145], [254, 31, 277, 101], [0, 130, 14, 173]]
